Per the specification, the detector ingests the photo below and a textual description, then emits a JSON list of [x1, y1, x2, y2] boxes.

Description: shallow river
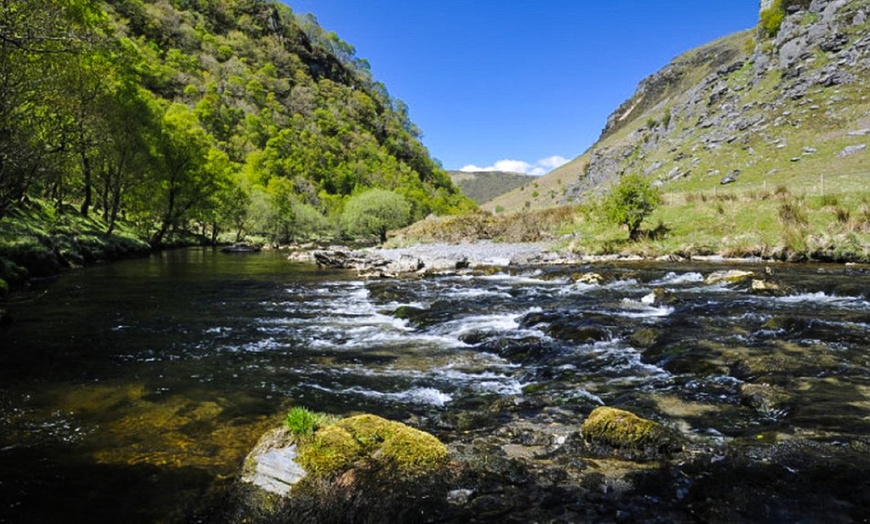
[[2, 248, 870, 522]]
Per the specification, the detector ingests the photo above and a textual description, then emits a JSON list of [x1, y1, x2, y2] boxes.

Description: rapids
[[1, 248, 869, 521]]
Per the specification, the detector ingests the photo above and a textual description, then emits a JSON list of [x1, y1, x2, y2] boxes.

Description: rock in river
[[580, 406, 683, 460], [229, 413, 454, 522]]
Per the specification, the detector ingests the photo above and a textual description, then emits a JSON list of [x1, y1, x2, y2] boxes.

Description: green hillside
[[483, 0, 870, 260], [448, 170, 537, 205], [0, 0, 473, 284]]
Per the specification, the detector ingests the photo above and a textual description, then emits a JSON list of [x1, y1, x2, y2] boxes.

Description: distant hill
[[486, 0, 870, 213], [448, 171, 537, 205]]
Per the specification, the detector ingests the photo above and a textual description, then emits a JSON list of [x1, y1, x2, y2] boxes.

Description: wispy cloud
[[460, 155, 569, 176]]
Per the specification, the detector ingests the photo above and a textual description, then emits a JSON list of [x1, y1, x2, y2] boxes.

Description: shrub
[[760, 0, 786, 38], [601, 173, 662, 241], [341, 189, 411, 243]]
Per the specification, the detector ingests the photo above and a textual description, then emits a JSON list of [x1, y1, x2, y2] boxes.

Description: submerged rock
[[580, 407, 683, 460]]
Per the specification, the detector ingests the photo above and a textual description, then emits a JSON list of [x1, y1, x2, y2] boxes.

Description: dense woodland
[[0, 0, 473, 248]]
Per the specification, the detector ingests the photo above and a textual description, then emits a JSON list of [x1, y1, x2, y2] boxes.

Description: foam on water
[[775, 292, 870, 309], [305, 383, 453, 406], [651, 272, 705, 286], [616, 299, 674, 318]]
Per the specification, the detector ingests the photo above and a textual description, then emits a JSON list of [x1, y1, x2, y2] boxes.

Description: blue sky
[[287, 1, 760, 174]]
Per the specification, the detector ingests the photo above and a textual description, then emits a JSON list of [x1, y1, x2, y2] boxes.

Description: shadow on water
[[0, 445, 217, 523]]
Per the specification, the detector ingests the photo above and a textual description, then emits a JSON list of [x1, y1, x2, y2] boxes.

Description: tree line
[[0, 0, 473, 246]]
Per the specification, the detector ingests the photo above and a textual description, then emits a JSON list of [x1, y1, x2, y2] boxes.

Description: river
[[2, 248, 870, 522]]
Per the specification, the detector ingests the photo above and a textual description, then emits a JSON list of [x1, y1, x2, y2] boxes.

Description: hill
[[447, 170, 537, 205], [487, 0, 870, 220], [0, 0, 473, 284], [476, 0, 870, 260]]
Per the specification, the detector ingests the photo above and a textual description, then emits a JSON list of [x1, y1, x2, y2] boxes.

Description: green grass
[[284, 406, 333, 439], [564, 186, 870, 261], [0, 198, 151, 284]]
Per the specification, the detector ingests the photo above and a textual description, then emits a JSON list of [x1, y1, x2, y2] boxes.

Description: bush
[[760, 0, 786, 37], [601, 173, 662, 241], [341, 189, 411, 243]]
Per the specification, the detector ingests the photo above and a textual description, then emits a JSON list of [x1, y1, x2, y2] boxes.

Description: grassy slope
[[476, 7, 870, 261], [0, 199, 151, 288]]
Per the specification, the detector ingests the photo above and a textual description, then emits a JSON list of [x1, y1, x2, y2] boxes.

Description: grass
[[284, 406, 333, 439], [564, 185, 870, 261], [0, 198, 151, 284]]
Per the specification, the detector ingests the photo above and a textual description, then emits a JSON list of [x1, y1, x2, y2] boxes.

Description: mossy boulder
[[231, 413, 453, 522], [580, 407, 683, 460], [297, 414, 449, 479]]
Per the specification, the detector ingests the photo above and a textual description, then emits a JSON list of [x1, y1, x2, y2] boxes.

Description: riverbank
[[0, 200, 151, 289], [0, 199, 234, 290], [391, 182, 870, 265], [310, 237, 870, 280]]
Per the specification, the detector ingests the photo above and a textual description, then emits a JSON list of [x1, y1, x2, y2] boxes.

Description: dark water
[[2, 248, 870, 522]]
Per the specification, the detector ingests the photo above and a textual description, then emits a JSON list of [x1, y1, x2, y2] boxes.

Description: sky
[[287, 1, 760, 175]]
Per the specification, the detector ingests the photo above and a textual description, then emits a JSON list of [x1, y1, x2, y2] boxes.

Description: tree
[[138, 103, 229, 246], [341, 189, 411, 243], [601, 173, 661, 241], [0, 0, 105, 220]]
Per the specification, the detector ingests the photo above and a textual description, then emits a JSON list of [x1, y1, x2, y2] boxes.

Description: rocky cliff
[[487, 0, 870, 213]]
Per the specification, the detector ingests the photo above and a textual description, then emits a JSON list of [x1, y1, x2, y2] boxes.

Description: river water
[[1, 248, 870, 522]]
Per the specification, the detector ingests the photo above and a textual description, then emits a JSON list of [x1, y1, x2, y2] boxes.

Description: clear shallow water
[[2, 248, 870, 521]]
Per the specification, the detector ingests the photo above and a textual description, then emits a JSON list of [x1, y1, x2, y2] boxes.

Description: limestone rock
[[720, 170, 740, 185], [231, 413, 454, 522], [750, 279, 792, 296], [573, 272, 604, 285], [837, 144, 867, 158]]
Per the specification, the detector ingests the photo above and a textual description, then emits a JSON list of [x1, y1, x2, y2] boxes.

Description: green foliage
[[760, 0, 786, 37], [341, 189, 411, 243], [0, 0, 472, 252], [284, 407, 328, 438], [601, 173, 662, 240]]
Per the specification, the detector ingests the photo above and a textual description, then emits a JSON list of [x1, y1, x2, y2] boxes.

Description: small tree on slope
[[601, 173, 661, 241]]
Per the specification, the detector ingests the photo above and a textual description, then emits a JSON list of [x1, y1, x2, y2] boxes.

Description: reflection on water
[[1, 247, 870, 521]]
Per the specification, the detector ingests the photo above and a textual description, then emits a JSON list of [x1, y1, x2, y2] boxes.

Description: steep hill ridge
[[487, 0, 870, 213]]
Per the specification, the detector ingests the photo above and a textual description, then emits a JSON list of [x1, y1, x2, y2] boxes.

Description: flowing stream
[[2, 248, 870, 521]]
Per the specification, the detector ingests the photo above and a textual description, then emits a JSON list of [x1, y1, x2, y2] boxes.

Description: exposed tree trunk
[[79, 151, 92, 216]]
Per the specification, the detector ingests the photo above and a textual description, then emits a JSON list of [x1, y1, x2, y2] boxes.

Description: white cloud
[[538, 155, 570, 170], [460, 155, 570, 176]]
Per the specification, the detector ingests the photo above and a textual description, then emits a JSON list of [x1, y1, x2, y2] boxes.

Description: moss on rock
[[297, 414, 449, 480], [581, 406, 682, 460]]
